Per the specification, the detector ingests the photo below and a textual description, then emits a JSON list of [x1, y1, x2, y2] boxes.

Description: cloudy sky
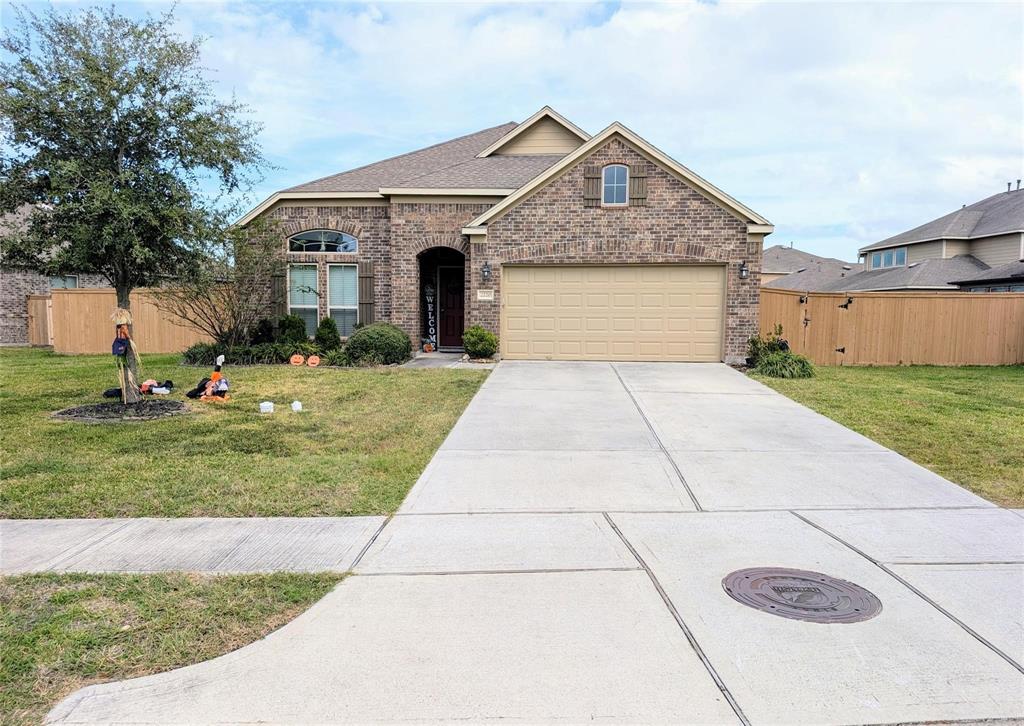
[[14, 0, 1024, 259]]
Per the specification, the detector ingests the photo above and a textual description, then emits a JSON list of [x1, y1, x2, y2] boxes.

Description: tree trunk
[[116, 285, 143, 405]]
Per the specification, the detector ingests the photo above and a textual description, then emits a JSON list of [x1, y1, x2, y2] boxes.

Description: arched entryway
[[418, 247, 466, 351]]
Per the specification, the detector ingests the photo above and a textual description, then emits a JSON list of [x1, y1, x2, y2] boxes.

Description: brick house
[[238, 107, 773, 363]]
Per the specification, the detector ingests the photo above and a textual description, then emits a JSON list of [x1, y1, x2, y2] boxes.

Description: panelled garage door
[[501, 265, 726, 362]]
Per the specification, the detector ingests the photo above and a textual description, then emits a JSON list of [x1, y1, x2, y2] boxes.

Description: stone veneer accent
[[254, 136, 762, 361], [0, 268, 107, 345], [469, 138, 761, 362]]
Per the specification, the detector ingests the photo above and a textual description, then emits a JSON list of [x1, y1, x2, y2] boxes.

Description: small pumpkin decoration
[[306, 355, 321, 367], [290, 354, 305, 366]]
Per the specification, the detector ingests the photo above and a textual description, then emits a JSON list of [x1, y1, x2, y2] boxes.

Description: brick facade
[[0, 268, 107, 346], [470, 138, 761, 362], [255, 137, 762, 362]]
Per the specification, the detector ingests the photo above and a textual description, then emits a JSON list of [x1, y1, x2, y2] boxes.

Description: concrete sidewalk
[[44, 361, 1024, 724], [1, 517, 384, 574]]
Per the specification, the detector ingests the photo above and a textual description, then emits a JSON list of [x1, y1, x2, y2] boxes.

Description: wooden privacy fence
[[26, 294, 53, 347], [760, 288, 1024, 366], [45, 289, 211, 354]]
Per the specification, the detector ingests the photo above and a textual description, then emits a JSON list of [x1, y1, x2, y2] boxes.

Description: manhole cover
[[722, 567, 882, 624]]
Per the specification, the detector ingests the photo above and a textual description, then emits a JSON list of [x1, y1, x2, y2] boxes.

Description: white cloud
[[14, 0, 1024, 258]]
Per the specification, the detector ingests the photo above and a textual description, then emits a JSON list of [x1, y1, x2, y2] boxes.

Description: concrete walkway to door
[[48, 362, 1024, 725]]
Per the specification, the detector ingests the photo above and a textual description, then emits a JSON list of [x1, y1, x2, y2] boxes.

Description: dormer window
[[602, 165, 628, 206], [289, 230, 358, 253]]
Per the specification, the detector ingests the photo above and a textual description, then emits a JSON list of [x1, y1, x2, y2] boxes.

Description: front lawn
[[753, 365, 1024, 507], [0, 572, 341, 725], [0, 348, 487, 518]]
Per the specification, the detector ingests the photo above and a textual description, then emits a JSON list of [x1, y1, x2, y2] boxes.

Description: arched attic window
[[289, 229, 358, 253], [602, 164, 628, 206]]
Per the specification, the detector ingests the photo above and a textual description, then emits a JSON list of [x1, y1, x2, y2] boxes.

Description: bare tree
[[153, 219, 285, 347]]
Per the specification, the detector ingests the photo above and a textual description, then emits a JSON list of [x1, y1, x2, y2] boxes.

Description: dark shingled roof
[[763, 260, 864, 291], [861, 189, 1024, 252], [823, 255, 989, 291], [762, 244, 854, 274], [283, 123, 564, 193], [950, 259, 1024, 286]]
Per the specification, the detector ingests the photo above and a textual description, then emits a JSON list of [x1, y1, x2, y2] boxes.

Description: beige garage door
[[501, 265, 725, 362]]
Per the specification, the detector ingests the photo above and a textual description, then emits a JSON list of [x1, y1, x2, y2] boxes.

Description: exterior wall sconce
[[481, 261, 492, 281], [739, 261, 750, 279]]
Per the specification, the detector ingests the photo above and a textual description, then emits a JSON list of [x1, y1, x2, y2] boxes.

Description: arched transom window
[[289, 229, 358, 253], [602, 164, 628, 205]]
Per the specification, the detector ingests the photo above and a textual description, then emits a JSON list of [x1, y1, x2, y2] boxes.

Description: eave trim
[[236, 191, 385, 226]]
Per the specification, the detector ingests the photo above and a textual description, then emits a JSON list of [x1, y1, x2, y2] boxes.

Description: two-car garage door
[[501, 265, 725, 362]]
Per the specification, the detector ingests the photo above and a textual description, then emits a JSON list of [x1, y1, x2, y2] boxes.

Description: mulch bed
[[53, 399, 189, 423]]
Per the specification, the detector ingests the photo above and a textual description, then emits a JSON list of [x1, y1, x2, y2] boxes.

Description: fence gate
[[26, 294, 53, 347]]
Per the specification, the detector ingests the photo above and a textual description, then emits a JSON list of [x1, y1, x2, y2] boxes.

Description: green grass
[[0, 572, 342, 725], [752, 365, 1024, 507], [0, 348, 487, 518]]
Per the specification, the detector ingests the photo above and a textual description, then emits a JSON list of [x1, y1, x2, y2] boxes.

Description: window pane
[[289, 265, 318, 306], [613, 185, 627, 204], [895, 248, 906, 265], [329, 265, 357, 307], [872, 253, 881, 268], [330, 309, 358, 336], [883, 250, 894, 267], [294, 308, 317, 337], [49, 275, 78, 289]]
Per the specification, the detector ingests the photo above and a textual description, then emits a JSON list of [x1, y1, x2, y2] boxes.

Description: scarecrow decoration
[[111, 308, 143, 404]]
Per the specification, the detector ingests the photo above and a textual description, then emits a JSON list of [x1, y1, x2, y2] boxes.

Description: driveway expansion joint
[[603, 512, 751, 726], [790, 511, 1024, 675]]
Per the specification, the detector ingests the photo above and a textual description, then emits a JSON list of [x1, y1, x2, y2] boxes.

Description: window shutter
[[583, 165, 601, 208], [270, 272, 287, 318], [358, 261, 375, 324], [628, 163, 648, 206]]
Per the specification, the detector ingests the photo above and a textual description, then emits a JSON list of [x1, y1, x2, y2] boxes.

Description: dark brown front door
[[438, 266, 465, 348]]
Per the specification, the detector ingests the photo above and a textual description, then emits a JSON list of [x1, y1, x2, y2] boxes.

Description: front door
[[438, 266, 465, 348]]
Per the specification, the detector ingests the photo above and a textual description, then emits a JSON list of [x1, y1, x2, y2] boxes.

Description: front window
[[49, 275, 78, 289], [872, 247, 907, 269], [328, 264, 359, 336], [602, 164, 628, 205], [288, 264, 318, 337], [289, 230, 358, 253]]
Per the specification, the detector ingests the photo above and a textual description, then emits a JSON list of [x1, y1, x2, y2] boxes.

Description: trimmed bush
[[321, 348, 349, 367], [249, 318, 276, 345], [462, 325, 498, 359], [754, 350, 815, 378], [182, 342, 325, 366], [344, 323, 412, 366], [314, 317, 343, 351], [278, 314, 309, 344]]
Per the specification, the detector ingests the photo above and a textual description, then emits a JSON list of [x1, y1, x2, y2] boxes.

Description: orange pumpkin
[[290, 354, 305, 366], [307, 355, 321, 367]]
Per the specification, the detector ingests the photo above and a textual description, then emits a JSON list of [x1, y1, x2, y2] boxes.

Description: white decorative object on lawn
[[259, 401, 274, 414]]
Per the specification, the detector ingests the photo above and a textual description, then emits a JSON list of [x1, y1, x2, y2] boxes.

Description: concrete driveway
[[49, 362, 1024, 725]]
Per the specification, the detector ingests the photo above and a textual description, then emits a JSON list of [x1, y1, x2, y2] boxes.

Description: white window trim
[[871, 247, 907, 270], [288, 229, 359, 254], [326, 263, 359, 335], [601, 164, 629, 207], [50, 274, 79, 289], [287, 264, 319, 334]]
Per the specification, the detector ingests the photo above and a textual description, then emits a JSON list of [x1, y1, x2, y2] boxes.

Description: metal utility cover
[[722, 567, 882, 623]]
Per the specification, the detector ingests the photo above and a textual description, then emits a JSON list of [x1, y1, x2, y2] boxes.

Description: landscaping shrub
[[249, 318, 276, 345], [462, 325, 498, 359], [314, 317, 343, 351], [277, 314, 309, 344], [344, 323, 412, 366], [747, 324, 789, 366], [321, 348, 349, 367], [754, 350, 815, 378], [182, 342, 326, 366]]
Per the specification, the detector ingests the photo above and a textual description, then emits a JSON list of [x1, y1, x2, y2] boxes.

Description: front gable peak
[[476, 106, 590, 158]]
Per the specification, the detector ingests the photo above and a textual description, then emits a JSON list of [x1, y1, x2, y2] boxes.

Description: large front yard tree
[[0, 5, 265, 398]]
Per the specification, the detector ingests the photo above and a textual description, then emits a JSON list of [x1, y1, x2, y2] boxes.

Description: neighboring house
[[0, 207, 106, 346], [761, 245, 861, 288], [950, 259, 1024, 292], [238, 107, 773, 363], [768, 187, 1024, 293]]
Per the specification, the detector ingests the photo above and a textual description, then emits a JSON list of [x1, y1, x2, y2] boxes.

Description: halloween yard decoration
[[186, 355, 231, 402], [112, 309, 143, 404]]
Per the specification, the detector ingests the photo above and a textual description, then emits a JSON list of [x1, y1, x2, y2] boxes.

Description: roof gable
[[467, 122, 772, 230], [476, 107, 589, 158]]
